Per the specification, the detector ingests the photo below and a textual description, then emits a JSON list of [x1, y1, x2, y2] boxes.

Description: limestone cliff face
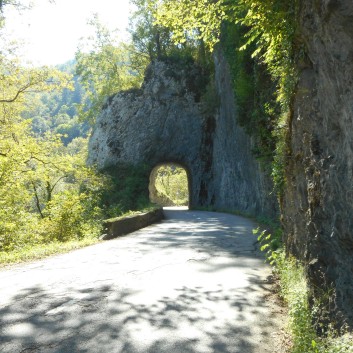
[[88, 55, 277, 218], [212, 50, 277, 215], [283, 0, 353, 325]]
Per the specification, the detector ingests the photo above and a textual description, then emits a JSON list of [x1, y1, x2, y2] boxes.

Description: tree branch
[[50, 175, 68, 194], [31, 181, 45, 219], [0, 82, 32, 103]]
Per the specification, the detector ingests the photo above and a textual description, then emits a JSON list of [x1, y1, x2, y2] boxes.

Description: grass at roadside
[[0, 206, 161, 268], [256, 222, 352, 353], [0, 237, 100, 268], [274, 250, 353, 353]]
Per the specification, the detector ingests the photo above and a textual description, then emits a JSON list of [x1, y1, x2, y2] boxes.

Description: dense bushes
[[99, 163, 152, 218], [275, 251, 353, 353], [0, 132, 158, 258], [0, 132, 104, 253]]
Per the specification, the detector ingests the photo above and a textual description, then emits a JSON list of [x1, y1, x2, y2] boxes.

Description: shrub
[[259, 240, 353, 353], [100, 163, 152, 217]]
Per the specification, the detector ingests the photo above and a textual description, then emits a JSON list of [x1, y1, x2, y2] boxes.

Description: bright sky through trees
[[2, 0, 132, 66]]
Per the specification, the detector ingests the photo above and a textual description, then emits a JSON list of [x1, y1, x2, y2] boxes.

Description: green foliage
[[154, 0, 301, 192], [129, 0, 172, 61], [221, 21, 278, 170], [254, 226, 282, 264], [41, 191, 102, 243], [153, 165, 189, 206], [154, 0, 226, 51], [271, 126, 288, 193], [0, 126, 104, 252], [274, 251, 318, 353], [255, 214, 353, 353], [75, 15, 144, 125], [99, 163, 152, 217], [271, 250, 353, 353], [0, 39, 106, 255], [256, 228, 353, 353], [234, 0, 299, 111], [130, 0, 212, 70], [233, 0, 299, 193], [22, 60, 89, 145]]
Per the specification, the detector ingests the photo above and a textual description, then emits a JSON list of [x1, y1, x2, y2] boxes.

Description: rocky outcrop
[[88, 55, 277, 218], [283, 0, 353, 326], [88, 59, 210, 207]]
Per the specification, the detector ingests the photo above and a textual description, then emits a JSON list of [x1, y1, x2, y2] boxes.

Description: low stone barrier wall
[[101, 208, 164, 240]]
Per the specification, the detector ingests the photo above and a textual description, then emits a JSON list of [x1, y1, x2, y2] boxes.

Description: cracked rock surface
[[0, 209, 284, 353], [88, 56, 277, 218]]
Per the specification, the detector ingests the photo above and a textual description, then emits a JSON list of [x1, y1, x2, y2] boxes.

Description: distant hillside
[[23, 60, 90, 145]]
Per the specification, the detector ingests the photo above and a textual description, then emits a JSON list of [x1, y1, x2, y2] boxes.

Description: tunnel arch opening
[[149, 163, 191, 208]]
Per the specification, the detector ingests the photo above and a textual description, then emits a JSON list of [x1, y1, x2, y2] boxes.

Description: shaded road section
[[0, 209, 283, 353]]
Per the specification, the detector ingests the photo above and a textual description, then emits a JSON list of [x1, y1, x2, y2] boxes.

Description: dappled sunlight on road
[[0, 210, 281, 353]]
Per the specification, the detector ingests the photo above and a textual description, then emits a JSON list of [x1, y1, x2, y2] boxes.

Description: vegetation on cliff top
[[153, 0, 299, 192]]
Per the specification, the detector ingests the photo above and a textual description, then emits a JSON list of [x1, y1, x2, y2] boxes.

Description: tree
[[0, 49, 73, 126], [154, 0, 226, 51], [0, 31, 104, 251], [0, 116, 103, 250], [75, 14, 143, 125], [22, 63, 89, 144], [154, 0, 298, 109], [129, 0, 206, 67], [129, 0, 173, 61]]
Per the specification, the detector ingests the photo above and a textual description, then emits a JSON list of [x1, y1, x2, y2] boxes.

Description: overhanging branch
[[0, 82, 31, 103]]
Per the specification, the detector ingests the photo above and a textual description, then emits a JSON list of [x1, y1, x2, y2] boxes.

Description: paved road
[[0, 209, 282, 353]]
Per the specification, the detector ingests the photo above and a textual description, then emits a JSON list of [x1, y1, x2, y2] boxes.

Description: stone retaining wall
[[101, 208, 164, 240]]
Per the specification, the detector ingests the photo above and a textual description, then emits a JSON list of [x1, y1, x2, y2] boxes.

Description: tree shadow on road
[[0, 278, 279, 353], [129, 209, 264, 265], [0, 210, 281, 353]]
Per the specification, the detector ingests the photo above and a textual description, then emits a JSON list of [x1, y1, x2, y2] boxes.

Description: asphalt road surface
[[0, 208, 283, 353]]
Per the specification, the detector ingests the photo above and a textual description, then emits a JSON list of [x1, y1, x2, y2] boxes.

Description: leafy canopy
[[0, 26, 103, 252], [154, 0, 299, 192], [154, 0, 298, 97], [75, 15, 144, 125]]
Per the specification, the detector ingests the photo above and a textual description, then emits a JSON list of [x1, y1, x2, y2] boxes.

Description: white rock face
[[88, 56, 277, 217]]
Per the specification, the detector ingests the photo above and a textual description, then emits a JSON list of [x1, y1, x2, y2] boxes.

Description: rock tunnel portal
[[88, 58, 277, 216], [149, 163, 190, 207]]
